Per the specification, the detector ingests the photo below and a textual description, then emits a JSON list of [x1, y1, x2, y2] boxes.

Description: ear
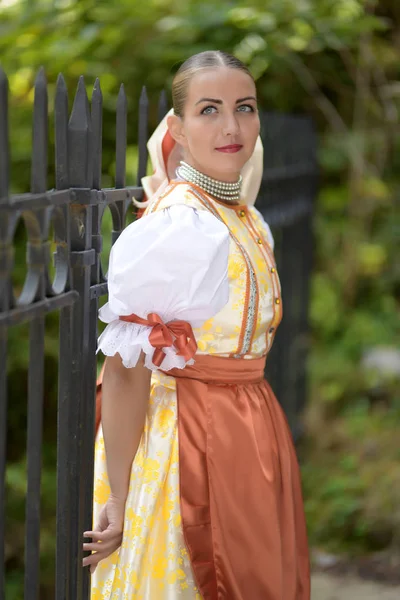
[[167, 114, 188, 148]]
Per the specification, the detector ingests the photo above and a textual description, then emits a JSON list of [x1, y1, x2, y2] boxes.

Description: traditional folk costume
[[91, 111, 310, 600]]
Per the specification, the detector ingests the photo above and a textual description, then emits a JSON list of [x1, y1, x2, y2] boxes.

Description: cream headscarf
[[138, 109, 264, 208]]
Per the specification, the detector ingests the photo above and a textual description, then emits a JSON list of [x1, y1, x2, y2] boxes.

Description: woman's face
[[169, 67, 260, 182]]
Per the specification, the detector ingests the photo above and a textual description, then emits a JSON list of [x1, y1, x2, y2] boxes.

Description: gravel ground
[[312, 572, 400, 600]]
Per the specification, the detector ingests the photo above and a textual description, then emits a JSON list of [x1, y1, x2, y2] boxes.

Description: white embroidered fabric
[[97, 205, 230, 370]]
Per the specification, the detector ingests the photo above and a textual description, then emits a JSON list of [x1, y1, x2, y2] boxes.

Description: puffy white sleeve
[[97, 204, 230, 371]]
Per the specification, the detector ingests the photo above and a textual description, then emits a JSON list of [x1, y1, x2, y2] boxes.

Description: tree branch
[[287, 53, 348, 134]]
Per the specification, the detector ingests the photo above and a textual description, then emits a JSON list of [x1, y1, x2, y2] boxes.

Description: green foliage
[[0, 0, 395, 192], [302, 173, 400, 554], [1, 0, 399, 594], [302, 407, 400, 553]]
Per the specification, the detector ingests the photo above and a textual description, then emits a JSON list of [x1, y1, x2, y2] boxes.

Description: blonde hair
[[172, 51, 253, 118]]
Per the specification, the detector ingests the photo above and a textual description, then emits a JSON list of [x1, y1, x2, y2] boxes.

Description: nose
[[222, 112, 240, 137]]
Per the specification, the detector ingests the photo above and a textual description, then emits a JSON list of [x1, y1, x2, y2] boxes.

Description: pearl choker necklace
[[176, 161, 242, 204]]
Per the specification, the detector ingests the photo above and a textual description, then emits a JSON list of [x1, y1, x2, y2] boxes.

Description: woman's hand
[[82, 494, 126, 574]]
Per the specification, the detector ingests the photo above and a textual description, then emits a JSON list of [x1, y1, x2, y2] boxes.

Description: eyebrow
[[195, 96, 257, 105]]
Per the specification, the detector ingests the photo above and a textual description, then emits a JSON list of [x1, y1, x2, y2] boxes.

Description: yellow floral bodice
[[146, 181, 282, 359]]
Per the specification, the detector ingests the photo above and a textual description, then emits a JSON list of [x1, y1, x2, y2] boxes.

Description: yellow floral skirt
[[91, 372, 202, 599]]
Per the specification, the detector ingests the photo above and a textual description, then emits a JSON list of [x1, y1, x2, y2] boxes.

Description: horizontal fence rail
[[0, 67, 318, 599]]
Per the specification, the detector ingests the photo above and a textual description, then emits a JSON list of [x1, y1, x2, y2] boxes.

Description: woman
[[84, 51, 310, 599]]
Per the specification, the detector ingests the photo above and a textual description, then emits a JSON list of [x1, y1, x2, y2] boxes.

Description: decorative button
[[239, 210, 246, 217], [257, 238, 263, 244], [275, 298, 280, 305], [271, 267, 276, 273], [269, 327, 275, 333]]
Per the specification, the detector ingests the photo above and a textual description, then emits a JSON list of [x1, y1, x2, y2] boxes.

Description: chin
[[216, 155, 250, 173]]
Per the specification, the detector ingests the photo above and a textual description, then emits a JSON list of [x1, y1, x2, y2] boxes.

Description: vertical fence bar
[[264, 230, 283, 402], [0, 68, 9, 204], [67, 76, 94, 599], [25, 317, 45, 598], [90, 78, 104, 275], [276, 221, 299, 431], [30, 68, 48, 194], [260, 112, 318, 436], [54, 71, 71, 600], [68, 77, 93, 188], [54, 74, 69, 191], [136, 86, 148, 186], [115, 83, 128, 224], [80, 79, 105, 600], [115, 84, 127, 189], [0, 66, 10, 600], [0, 317, 7, 600], [81, 271, 99, 600], [24, 67, 48, 600], [158, 89, 168, 123], [92, 79, 102, 191], [81, 248, 99, 600], [56, 305, 73, 600], [294, 213, 314, 432], [298, 123, 318, 424], [265, 229, 287, 415]]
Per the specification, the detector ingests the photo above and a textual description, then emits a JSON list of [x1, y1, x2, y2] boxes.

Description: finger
[[83, 531, 96, 540], [83, 526, 109, 537], [82, 545, 119, 567], [85, 528, 122, 543], [83, 542, 115, 553], [82, 539, 121, 560], [83, 552, 104, 568], [84, 530, 101, 538], [83, 531, 111, 542], [82, 538, 119, 557]]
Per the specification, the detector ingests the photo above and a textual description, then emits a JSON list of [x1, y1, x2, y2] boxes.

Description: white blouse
[[97, 205, 230, 371]]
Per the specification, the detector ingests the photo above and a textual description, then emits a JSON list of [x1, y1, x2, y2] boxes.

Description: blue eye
[[201, 105, 217, 115], [237, 105, 255, 112]]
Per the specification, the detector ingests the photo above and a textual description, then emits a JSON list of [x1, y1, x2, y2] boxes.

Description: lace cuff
[[97, 319, 194, 371]]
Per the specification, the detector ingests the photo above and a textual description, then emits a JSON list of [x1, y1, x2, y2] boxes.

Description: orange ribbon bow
[[119, 312, 197, 367]]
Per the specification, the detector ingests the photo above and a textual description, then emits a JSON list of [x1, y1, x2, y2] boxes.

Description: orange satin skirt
[[95, 354, 310, 599]]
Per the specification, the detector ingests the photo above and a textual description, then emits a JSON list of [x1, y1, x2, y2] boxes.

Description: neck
[[184, 160, 240, 183], [176, 161, 242, 204]]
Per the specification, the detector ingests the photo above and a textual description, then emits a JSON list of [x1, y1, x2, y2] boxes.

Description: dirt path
[[312, 572, 400, 599]]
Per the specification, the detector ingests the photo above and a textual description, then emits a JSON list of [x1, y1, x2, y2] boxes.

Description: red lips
[[215, 144, 243, 153]]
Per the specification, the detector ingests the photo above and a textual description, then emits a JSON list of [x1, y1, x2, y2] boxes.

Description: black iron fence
[[259, 113, 318, 436], [0, 67, 318, 599]]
